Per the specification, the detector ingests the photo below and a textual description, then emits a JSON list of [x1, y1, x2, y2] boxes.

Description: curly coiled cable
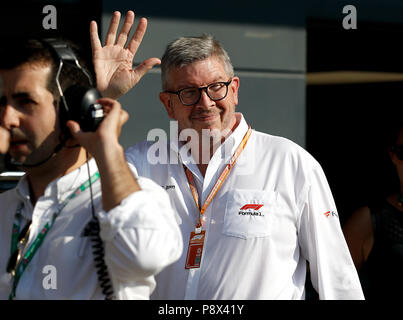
[[85, 218, 115, 300]]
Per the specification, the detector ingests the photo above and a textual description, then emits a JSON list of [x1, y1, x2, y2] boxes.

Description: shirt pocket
[[222, 189, 278, 239]]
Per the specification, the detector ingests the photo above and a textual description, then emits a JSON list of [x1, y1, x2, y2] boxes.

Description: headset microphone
[[9, 138, 66, 168]]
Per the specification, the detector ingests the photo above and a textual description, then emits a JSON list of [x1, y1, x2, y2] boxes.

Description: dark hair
[[0, 37, 93, 103]]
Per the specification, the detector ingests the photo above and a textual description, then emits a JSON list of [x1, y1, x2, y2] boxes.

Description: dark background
[[307, 18, 403, 225]]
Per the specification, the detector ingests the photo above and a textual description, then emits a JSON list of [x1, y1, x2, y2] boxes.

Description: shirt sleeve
[[297, 164, 365, 300], [125, 141, 152, 177], [95, 172, 183, 297]]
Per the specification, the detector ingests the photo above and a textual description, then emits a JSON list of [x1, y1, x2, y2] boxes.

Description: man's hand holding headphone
[[66, 97, 128, 157], [66, 98, 140, 212]]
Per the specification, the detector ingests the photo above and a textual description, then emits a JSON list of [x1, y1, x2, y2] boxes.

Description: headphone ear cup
[[63, 85, 104, 132]]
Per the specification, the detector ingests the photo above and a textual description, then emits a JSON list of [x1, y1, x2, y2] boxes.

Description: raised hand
[[90, 11, 161, 99]]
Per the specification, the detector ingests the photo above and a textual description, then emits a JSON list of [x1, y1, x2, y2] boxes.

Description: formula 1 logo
[[323, 210, 339, 218], [239, 204, 264, 211], [238, 204, 264, 216]]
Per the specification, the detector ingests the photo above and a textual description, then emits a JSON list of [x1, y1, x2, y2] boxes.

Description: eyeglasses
[[6, 220, 32, 276], [165, 79, 232, 106], [390, 145, 403, 160]]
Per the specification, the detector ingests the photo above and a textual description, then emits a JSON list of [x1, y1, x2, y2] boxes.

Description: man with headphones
[[0, 36, 182, 299]]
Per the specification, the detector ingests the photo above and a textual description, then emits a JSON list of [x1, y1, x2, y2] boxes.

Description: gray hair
[[161, 35, 234, 90]]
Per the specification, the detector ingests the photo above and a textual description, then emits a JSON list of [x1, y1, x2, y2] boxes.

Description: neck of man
[[196, 116, 239, 177], [25, 146, 88, 206]]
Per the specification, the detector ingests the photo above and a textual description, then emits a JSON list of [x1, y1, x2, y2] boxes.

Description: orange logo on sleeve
[[323, 210, 338, 218]]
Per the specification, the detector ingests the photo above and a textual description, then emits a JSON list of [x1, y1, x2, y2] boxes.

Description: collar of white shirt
[[169, 112, 249, 185], [14, 158, 98, 220]]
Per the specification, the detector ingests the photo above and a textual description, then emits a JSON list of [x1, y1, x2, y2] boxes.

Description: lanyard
[[184, 126, 252, 232], [9, 203, 25, 257], [8, 171, 100, 300]]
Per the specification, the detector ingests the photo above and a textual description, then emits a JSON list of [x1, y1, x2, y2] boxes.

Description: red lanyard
[[184, 126, 252, 232]]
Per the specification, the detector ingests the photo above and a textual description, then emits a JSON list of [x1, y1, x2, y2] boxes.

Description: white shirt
[[0, 158, 182, 299], [125, 113, 364, 300]]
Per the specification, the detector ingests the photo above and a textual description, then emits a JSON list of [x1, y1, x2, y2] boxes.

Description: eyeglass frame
[[164, 79, 233, 106]]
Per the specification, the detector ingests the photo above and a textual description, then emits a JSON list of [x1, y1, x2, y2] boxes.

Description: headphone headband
[[40, 38, 103, 133], [41, 38, 94, 88]]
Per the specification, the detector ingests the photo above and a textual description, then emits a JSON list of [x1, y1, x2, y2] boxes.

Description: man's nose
[[195, 89, 214, 109], [0, 104, 20, 130]]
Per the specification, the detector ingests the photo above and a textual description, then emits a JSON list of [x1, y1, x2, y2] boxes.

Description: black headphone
[[42, 38, 104, 133]]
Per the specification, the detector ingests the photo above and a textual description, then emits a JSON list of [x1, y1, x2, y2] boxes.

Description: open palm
[[90, 11, 160, 99]]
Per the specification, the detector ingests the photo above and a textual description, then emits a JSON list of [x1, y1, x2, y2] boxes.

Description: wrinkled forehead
[[168, 57, 229, 88], [172, 55, 228, 73]]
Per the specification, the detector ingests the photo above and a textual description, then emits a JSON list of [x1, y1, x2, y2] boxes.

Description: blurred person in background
[[344, 118, 403, 300]]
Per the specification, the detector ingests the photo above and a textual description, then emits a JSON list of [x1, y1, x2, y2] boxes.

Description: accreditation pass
[[185, 230, 206, 269]]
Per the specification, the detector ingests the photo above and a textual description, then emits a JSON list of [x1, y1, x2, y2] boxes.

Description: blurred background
[[1, 0, 402, 227]]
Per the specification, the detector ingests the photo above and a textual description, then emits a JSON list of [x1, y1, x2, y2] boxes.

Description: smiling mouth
[[192, 114, 219, 121]]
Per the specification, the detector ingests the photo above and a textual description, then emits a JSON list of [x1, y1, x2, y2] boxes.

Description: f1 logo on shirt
[[240, 204, 263, 211], [239, 204, 264, 216], [324, 210, 338, 218]]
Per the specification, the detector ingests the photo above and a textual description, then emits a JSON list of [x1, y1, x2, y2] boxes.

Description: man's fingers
[[65, 120, 82, 138], [96, 97, 116, 109], [116, 11, 135, 47], [115, 109, 129, 138], [105, 11, 121, 46], [90, 21, 102, 53], [120, 109, 129, 126], [97, 98, 121, 122], [132, 58, 161, 82], [96, 98, 127, 139], [65, 99, 127, 151], [127, 17, 147, 55], [97, 98, 127, 125]]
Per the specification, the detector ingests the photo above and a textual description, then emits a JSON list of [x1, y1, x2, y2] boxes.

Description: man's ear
[[160, 92, 175, 119], [230, 76, 240, 106]]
